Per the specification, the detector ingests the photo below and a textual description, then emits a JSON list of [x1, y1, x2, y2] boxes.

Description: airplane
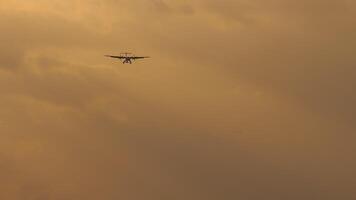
[[105, 52, 150, 64]]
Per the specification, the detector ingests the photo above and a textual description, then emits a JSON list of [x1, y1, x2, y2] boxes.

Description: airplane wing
[[131, 56, 150, 60], [105, 55, 125, 59]]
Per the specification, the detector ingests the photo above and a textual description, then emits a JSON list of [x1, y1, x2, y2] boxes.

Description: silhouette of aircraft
[[105, 52, 150, 64]]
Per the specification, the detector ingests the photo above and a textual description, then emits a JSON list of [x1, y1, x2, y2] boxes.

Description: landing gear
[[123, 59, 132, 64]]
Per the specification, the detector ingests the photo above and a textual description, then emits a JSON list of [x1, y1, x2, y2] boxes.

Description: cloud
[[0, 0, 355, 199]]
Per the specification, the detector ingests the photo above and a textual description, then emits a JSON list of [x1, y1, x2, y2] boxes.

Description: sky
[[0, 0, 356, 199]]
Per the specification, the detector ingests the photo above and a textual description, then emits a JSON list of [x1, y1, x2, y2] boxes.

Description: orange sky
[[0, 0, 356, 199]]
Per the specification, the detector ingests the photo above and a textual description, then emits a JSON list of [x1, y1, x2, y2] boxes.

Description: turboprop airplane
[[105, 52, 150, 64]]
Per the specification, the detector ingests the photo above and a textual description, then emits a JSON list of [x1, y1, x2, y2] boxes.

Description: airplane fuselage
[[123, 58, 132, 64]]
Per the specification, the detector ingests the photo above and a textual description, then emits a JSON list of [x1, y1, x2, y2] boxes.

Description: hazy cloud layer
[[0, 0, 355, 199]]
